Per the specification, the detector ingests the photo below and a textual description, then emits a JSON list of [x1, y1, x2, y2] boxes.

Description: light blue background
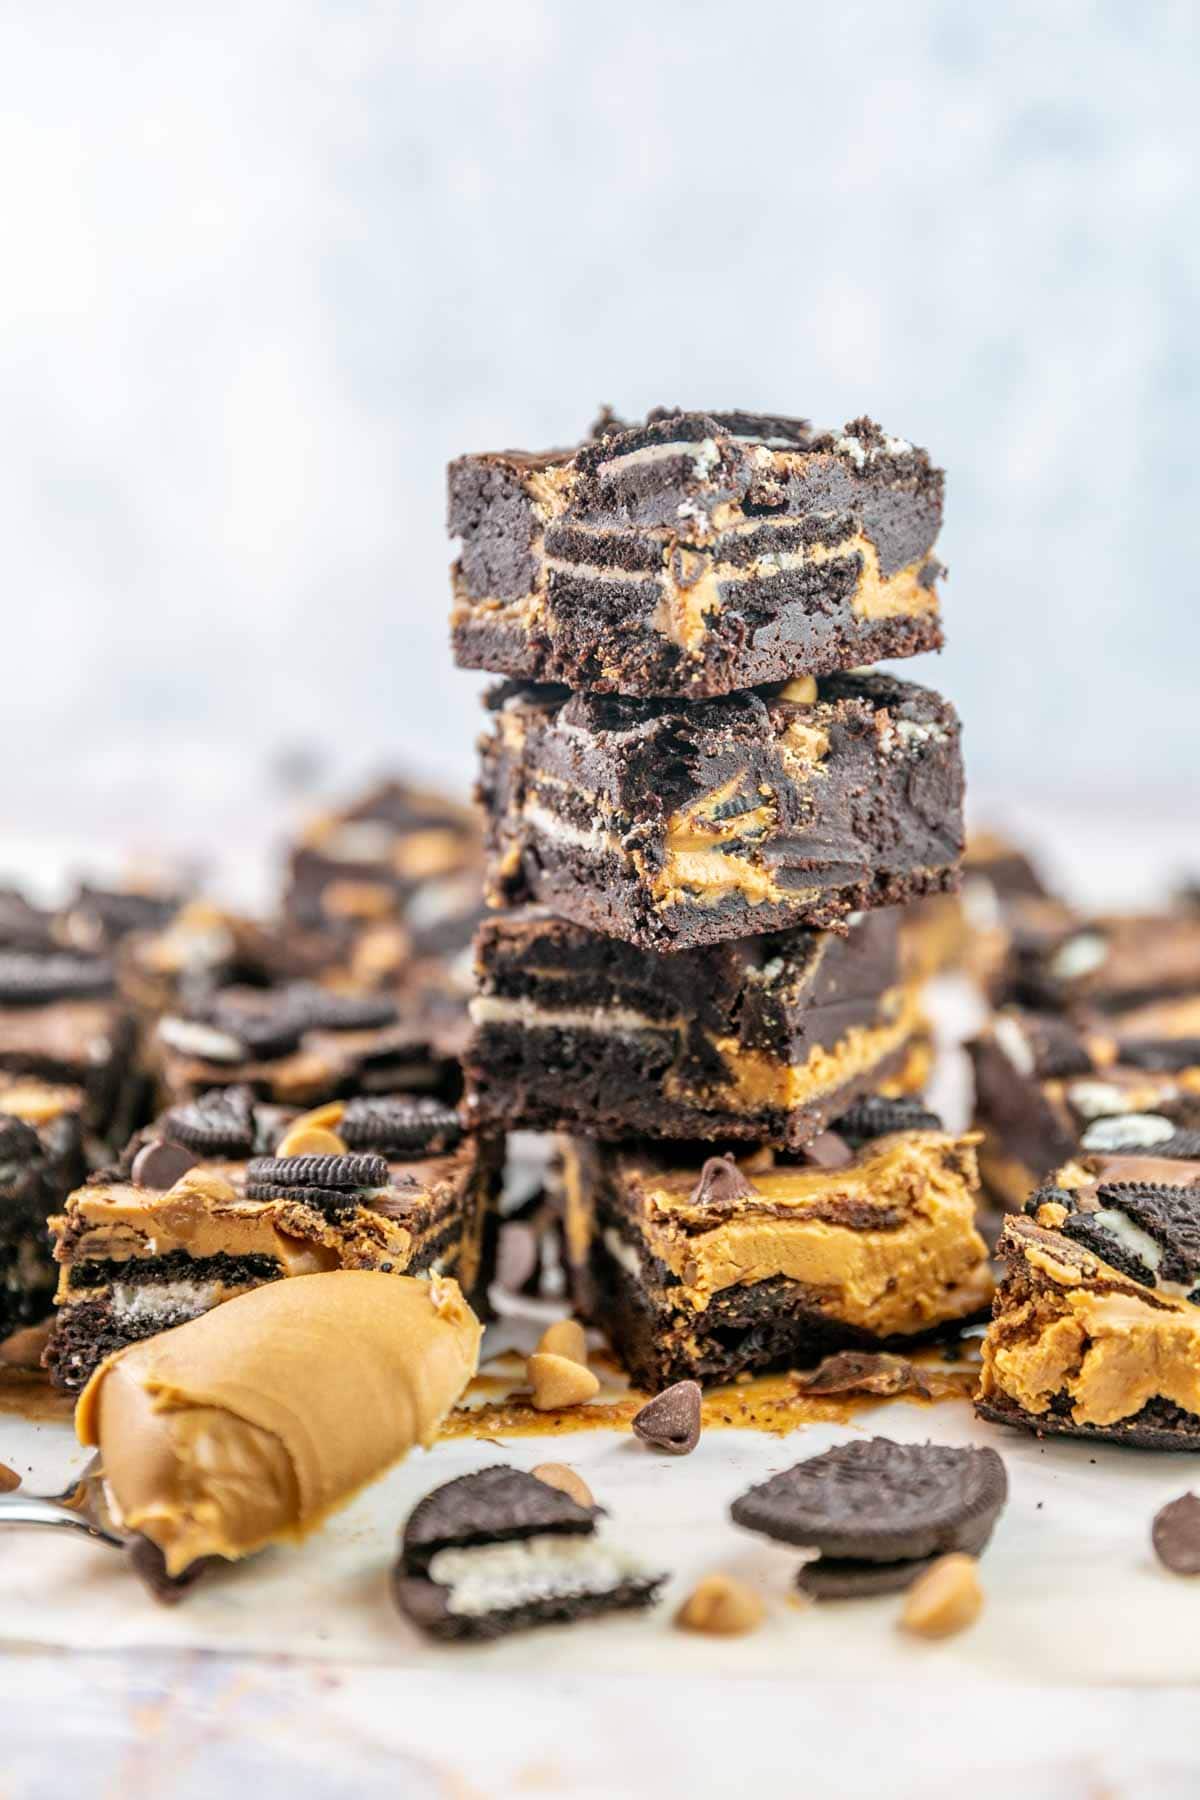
[[3, 1, 1197, 860]]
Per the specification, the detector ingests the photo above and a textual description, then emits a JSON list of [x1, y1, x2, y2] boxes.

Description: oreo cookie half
[[340, 1096, 462, 1155], [164, 1088, 257, 1156], [835, 1096, 943, 1144], [731, 1437, 1007, 1583], [394, 1465, 665, 1642]]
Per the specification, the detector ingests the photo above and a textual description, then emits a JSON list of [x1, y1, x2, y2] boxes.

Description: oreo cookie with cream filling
[[393, 1465, 666, 1641]]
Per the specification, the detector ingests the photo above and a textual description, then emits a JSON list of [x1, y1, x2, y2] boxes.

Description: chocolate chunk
[[131, 1138, 201, 1192], [1117, 1038, 1200, 1074], [287, 986, 400, 1034], [731, 1437, 1007, 1563], [794, 1351, 936, 1400], [0, 951, 114, 1006], [632, 1381, 702, 1455], [1152, 1493, 1200, 1575], [689, 1155, 755, 1208], [800, 1131, 853, 1169], [245, 1152, 389, 1192], [1022, 1014, 1094, 1079], [795, 1554, 938, 1599], [340, 1095, 462, 1155], [164, 1088, 256, 1156], [835, 1095, 942, 1144]]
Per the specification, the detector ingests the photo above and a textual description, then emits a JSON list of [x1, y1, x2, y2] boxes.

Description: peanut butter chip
[[0, 1321, 52, 1369], [288, 1100, 347, 1134], [536, 1318, 588, 1366], [276, 1124, 348, 1158], [527, 1352, 600, 1411], [531, 1463, 595, 1509], [779, 676, 818, 705], [899, 1554, 983, 1639], [675, 1573, 765, 1636], [0, 1462, 19, 1494]]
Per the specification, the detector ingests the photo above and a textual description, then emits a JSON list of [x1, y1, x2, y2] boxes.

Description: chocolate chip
[[340, 1095, 462, 1155], [0, 951, 115, 1006], [835, 1095, 943, 1144], [632, 1381, 702, 1455], [131, 1138, 201, 1192], [800, 1130, 852, 1169], [245, 1152, 389, 1191], [1152, 1493, 1200, 1575], [164, 1088, 256, 1156], [689, 1155, 755, 1208]]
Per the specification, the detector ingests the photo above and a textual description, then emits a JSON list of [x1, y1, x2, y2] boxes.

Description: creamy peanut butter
[[980, 1232, 1200, 1428], [77, 1271, 481, 1575]]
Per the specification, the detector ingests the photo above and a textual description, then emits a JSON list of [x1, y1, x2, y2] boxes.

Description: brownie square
[[558, 1122, 990, 1390], [450, 409, 944, 698], [477, 672, 963, 950], [0, 1078, 86, 1336], [0, 949, 139, 1142], [45, 1088, 501, 1390], [464, 907, 921, 1149]]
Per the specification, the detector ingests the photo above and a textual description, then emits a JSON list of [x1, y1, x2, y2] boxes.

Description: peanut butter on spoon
[[76, 1270, 481, 1577]]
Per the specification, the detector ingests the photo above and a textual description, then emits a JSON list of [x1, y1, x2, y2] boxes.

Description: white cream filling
[[109, 1277, 223, 1323], [470, 994, 672, 1035], [994, 1014, 1034, 1077], [596, 437, 720, 481], [1086, 1208, 1197, 1300], [520, 801, 619, 857], [1068, 1080, 1137, 1121], [1080, 1114, 1176, 1151], [157, 1016, 245, 1063], [1050, 932, 1108, 981], [601, 1226, 643, 1279], [430, 1532, 649, 1618]]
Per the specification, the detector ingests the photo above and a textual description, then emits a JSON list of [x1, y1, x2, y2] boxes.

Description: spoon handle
[[0, 1491, 122, 1545]]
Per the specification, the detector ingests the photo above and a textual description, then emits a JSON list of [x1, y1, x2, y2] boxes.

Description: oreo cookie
[[340, 1096, 462, 1156], [1116, 1038, 1200, 1074], [393, 1465, 665, 1642], [0, 951, 114, 1006], [731, 1438, 1007, 1597], [286, 985, 400, 1035], [164, 1088, 257, 1156], [1058, 1180, 1200, 1293], [834, 1096, 942, 1144], [1080, 1118, 1200, 1159], [246, 1152, 389, 1191]]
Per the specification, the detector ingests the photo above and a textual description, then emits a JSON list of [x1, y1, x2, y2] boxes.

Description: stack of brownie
[[450, 406, 992, 1388]]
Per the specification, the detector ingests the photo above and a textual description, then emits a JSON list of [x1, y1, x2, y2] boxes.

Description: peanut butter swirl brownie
[[558, 1100, 990, 1389], [478, 672, 963, 950], [978, 1137, 1200, 1449], [450, 409, 944, 697], [45, 1088, 500, 1390], [464, 907, 921, 1148]]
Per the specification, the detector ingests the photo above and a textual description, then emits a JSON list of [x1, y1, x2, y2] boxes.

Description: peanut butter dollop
[[76, 1271, 481, 1576]]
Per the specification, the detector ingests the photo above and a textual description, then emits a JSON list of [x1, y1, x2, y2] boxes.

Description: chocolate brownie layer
[[559, 1122, 990, 1389], [478, 672, 963, 950], [1000, 913, 1200, 1014], [0, 950, 139, 1140], [450, 409, 944, 698], [465, 907, 918, 1148], [978, 1185, 1200, 1449], [45, 1089, 500, 1389], [0, 1079, 86, 1335]]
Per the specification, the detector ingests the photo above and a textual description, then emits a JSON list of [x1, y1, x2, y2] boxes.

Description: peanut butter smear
[[76, 1271, 481, 1576]]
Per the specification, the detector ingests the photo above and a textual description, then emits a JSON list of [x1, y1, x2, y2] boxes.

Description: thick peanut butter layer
[[589, 1132, 990, 1337], [981, 1220, 1200, 1428]]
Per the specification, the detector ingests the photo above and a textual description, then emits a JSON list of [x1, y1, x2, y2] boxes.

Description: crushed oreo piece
[[835, 1095, 942, 1144], [204, 1000, 305, 1061], [394, 1465, 663, 1642], [1024, 1184, 1078, 1218], [246, 1152, 389, 1191], [0, 951, 114, 1006], [164, 1088, 256, 1156], [632, 1381, 702, 1456], [731, 1437, 1007, 1565], [340, 1095, 462, 1155], [796, 1554, 938, 1599], [130, 1138, 201, 1193], [1152, 1493, 1200, 1575], [689, 1155, 754, 1208]]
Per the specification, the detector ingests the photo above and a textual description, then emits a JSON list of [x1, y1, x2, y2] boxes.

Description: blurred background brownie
[[0, 1078, 87, 1336]]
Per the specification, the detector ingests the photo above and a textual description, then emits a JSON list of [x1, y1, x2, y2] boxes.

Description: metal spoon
[[0, 1455, 123, 1547]]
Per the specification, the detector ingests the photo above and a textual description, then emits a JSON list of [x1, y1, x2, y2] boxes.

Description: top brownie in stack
[[450, 409, 944, 698]]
